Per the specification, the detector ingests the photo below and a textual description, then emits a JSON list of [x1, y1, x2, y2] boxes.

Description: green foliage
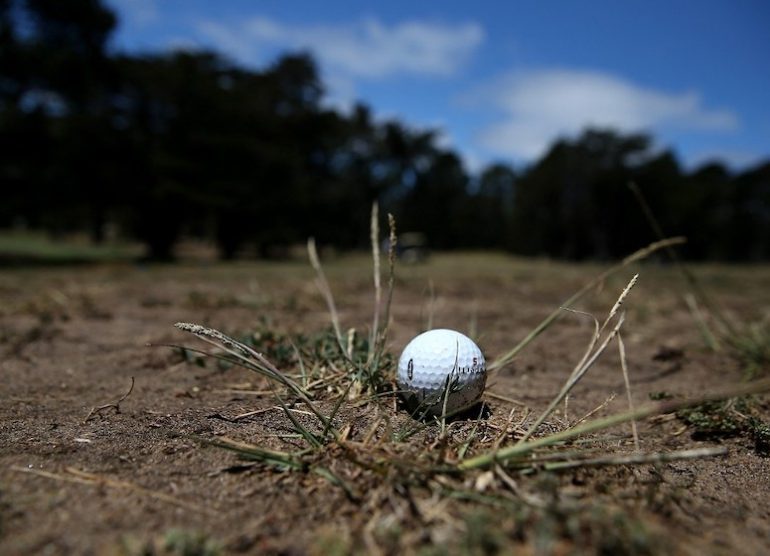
[[241, 326, 394, 394], [648, 391, 673, 401], [677, 397, 770, 455], [0, 231, 137, 263], [729, 322, 770, 379], [163, 529, 220, 556], [677, 400, 746, 436], [413, 498, 660, 556]]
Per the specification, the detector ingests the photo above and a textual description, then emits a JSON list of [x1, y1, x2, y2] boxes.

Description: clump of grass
[[676, 397, 770, 455], [163, 529, 221, 556], [730, 321, 770, 379], [241, 328, 297, 368], [418, 493, 663, 555], [648, 391, 673, 401], [173, 244, 770, 474], [166, 220, 770, 553], [305, 204, 397, 396], [118, 530, 221, 556]]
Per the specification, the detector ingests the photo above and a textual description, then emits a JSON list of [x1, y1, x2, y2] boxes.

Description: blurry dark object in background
[[397, 233, 428, 263], [1, 1, 769, 263]]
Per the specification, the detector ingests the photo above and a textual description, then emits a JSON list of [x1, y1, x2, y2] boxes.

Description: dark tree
[[13, 0, 118, 241], [2, 0, 770, 262], [726, 162, 770, 260], [511, 129, 659, 259], [473, 163, 516, 249]]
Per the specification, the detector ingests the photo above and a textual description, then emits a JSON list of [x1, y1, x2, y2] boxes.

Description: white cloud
[[688, 149, 766, 171], [475, 69, 739, 160], [318, 72, 358, 113], [196, 16, 484, 79], [107, 0, 158, 25]]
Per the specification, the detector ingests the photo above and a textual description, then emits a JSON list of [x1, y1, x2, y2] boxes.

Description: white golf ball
[[397, 329, 487, 417]]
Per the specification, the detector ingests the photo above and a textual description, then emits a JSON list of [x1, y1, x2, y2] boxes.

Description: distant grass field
[[0, 231, 143, 264], [0, 247, 769, 554]]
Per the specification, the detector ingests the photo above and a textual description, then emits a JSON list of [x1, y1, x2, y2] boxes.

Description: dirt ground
[[1, 253, 769, 555]]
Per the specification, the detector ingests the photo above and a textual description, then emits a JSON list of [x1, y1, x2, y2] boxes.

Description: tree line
[[2, 0, 769, 261]]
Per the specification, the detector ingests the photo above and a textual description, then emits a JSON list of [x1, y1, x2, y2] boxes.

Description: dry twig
[[12, 465, 213, 514], [83, 376, 135, 423]]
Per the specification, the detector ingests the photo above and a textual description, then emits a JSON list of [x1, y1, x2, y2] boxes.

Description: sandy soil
[[1, 253, 768, 555]]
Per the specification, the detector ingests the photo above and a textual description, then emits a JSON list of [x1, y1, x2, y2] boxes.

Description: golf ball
[[397, 329, 487, 416]]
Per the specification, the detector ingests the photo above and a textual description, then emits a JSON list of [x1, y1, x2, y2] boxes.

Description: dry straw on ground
[[170, 207, 770, 529]]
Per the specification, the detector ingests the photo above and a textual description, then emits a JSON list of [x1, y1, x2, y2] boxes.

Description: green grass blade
[[489, 237, 685, 371], [459, 377, 770, 470]]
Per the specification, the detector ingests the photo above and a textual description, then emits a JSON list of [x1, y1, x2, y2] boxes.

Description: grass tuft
[[676, 397, 770, 455], [163, 529, 221, 556], [164, 229, 770, 554]]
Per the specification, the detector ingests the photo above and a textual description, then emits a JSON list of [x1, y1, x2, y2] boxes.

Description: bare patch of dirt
[[1, 254, 769, 554]]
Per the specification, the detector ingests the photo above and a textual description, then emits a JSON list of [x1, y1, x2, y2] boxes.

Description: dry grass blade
[[540, 446, 727, 471], [273, 389, 323, 448], [375, 213, 397, 356], [516, 275, 637, 445], [517, 274, 638, 444], [490, 237, 685, 371], [384, 215, 397, 323], [628, 181, 737, 338], [173, 322, 253, 357], [369, 201, 382, 362], [685, 293, 722, 351], [558, 306, 599, 419], [174, 322, 297, 386], [292, 341, 309, 388], [11, 465, 93, 485], [492, 408, 520, 450], [312, 466, 360, 502], [485, 391, 528, 407], [12, 466, 214, 514], [605, 273, 638, 325], [173, 323, 333, 433], [494, 465, 547, 507], [618, 332, 640, 450], [457, 406, 486, 460], [174, 324, 290, 385], [323, 381, 354, 438], [523, 310, 625, 444], [367, 213, 397, 391], [560, 307, 600, 375], [307, 237, 346, 355], [174, 322, 292, 386], [423, 279, 436, 331], [571, 393, 617, 428], [459, 376, 770, 470], [206, 437, 307, 470]]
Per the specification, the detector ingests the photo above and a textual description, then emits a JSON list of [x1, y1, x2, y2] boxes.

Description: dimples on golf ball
[[397, 329, 486, 415]]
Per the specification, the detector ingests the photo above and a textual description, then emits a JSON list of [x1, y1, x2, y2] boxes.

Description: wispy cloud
[[107, 0, 158, 26], [196, 16, 484, 79], [473, 69, 739, 160]]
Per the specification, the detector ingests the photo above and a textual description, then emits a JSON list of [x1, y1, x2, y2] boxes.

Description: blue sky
[[105, 0, 770, 172]]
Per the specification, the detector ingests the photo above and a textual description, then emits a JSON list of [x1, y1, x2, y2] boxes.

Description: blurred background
[[1, 0, 768, 263]]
